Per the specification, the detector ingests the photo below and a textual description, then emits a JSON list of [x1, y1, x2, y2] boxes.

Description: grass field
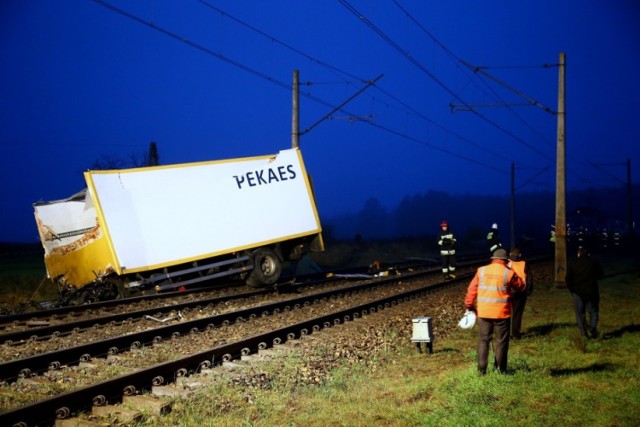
[[0, 247, 59, 312]]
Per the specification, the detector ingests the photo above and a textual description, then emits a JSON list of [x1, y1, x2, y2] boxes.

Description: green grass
[[129, 267, 640, 427], [0, 251, 59, 311]]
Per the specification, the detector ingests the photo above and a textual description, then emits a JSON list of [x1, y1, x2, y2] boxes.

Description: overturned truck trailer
[[34, 148, 324, 305]]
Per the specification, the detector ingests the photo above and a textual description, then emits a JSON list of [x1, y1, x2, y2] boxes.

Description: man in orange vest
[[508, 247, 533, 339], [464, 248, 525, 374]]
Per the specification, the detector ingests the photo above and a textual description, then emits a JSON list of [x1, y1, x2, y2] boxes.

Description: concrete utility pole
[[291, 69, 300, 148], [554, 53, 567, 285]]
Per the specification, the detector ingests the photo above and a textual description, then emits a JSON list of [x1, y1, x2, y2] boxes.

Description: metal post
[[291, 69, 300, 148], [554, 53, 567, 285]]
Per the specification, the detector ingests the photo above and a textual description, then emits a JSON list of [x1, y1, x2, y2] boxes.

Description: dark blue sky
[[1, 1, 639, 243]]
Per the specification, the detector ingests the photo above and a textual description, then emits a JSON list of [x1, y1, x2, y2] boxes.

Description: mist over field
[[324, 184, 638, 247]]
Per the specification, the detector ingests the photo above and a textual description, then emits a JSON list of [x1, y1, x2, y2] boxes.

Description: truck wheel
[[246, 247, 281, 287]]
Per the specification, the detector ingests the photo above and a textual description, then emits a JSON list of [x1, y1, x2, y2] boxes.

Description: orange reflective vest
[[464, 260, 525, 319], [510, 260, 527, 284]]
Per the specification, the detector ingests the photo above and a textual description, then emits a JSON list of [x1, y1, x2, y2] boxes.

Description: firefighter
[[464, 248, 525, 374], [612, 230, 621, 248], [438, 220, 456, 279], [487, 223, 502, 254]]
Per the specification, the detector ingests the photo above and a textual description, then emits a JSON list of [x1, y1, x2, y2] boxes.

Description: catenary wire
[[92, 0, 510, 174], [388, 0, 600, 187], [195, 0, 516, 163], [339, 0, 551, 160], [392, 0, 556, 139]]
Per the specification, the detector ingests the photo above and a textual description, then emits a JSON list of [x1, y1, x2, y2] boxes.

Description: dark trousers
[[510, 293, 527, 338], [441, 254, 456, 275], [571, 293, 599, 337], [477, 317, 511, 374]]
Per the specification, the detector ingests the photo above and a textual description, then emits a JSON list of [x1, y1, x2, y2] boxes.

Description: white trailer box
[[34, 148, 323, 295]]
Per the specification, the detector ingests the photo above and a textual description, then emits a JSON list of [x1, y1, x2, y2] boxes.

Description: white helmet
[[458, 310, 476, 329]]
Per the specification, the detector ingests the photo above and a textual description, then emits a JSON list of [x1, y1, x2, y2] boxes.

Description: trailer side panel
[[85, 148, 321, 274]]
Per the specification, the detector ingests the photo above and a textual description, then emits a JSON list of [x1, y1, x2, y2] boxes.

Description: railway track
[[0, 267, 473, 427], [0, 287, 271, 346], [0, 259, 456, 345], [0, 266, 476, 425], [0, 258, 446, 344], [0, 264, 462, 382], [0, 253, 552, 426], [0, 255, 437, 320]]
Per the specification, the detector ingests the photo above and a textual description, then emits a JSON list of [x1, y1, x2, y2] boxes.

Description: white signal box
[[411, 317, 434, 354]]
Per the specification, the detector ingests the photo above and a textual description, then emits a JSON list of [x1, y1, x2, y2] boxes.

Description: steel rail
[[0, 267, 458, 383], [1, 254, 551, 381], [0, 259, 445, 343], [0, 288, 270, 345], [0, 283, 243, 323], [0, 273, 465, 427], [0, 257, 428, 323]]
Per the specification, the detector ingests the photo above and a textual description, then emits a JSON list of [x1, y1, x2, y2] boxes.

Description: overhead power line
[[300, 74, 383, 136], [460, 60, 557, 115], [589, 162, 626, 185], [390, 0, 606, 187], [93, 0, 511, 174], [516, 166, 551, 191], [91, 1, 354, 117], [196, 0, 362, 83], [93, 0, 289, 91], [392, 0, 557, 153], [359, 0, 551, 160], [452, 62, 557, 151], [196, 0, 515, 163]]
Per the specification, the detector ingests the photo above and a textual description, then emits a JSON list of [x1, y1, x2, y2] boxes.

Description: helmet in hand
[[458, 310, 476, 329]]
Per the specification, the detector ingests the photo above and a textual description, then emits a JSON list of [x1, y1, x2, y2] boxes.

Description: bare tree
[[90, 142, 160, 170]]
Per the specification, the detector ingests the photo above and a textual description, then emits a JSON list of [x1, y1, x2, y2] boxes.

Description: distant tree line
[[323, 184, 639, 251]]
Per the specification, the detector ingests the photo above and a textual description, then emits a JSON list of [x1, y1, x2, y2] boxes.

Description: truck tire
[[246, 247, 281, 287]]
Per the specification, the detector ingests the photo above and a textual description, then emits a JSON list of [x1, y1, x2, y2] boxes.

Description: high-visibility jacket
[[464, 260, 525, 319], [510, 260, 527, 282], [510, 259, 533, 296]]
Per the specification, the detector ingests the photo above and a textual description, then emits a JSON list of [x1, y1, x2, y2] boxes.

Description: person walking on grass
[[464, 248, 525, 374], [508, 247, 533, 339], [565, 246, 604, 338]]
